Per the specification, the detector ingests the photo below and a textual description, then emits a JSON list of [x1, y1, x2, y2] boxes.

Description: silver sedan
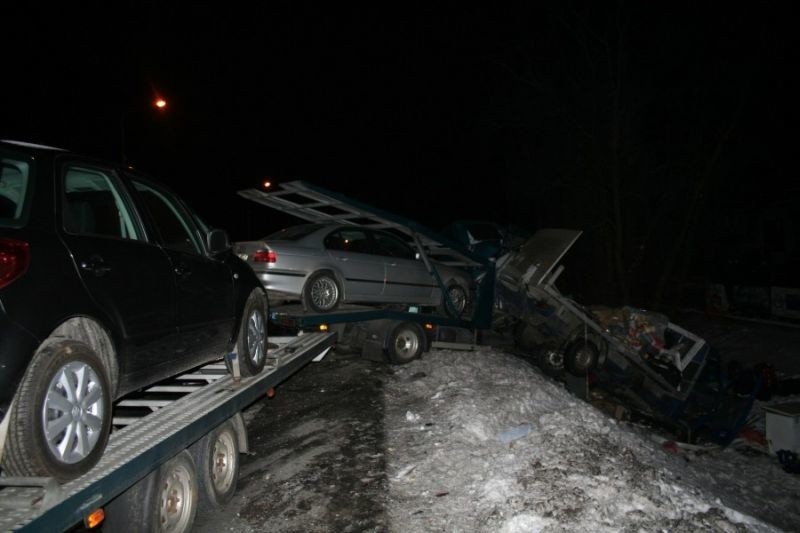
[[234, 223, 472, 315]]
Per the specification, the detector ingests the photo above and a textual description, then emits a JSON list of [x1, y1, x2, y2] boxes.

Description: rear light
[[253, 249, 277, 263], [0, 238, 31, 289]]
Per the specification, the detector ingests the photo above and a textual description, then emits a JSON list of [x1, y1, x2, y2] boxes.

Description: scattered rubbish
[[776, 450, 800, 474], [650, 433, 720, 453], [495, 229, 760, 448], [497, 423, 532, 444], [738, 427, 767, 447], [662, 441, 679, 455], [394, 463, 417, 480], [406, 411, 421, 422], [593, 306, 672, 359]]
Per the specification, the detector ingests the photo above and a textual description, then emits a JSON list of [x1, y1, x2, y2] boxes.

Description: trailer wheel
[[564, 338, 600, 377], [236, 290, 268, 377], [191, 418, 240, 507], [539, 348, 565, 374], [303, 270, 341, 313], [156, 451, 199, 532], [387, 322, 425, 364], [105, 450, 198, 533], [1, 340, 111, 481]]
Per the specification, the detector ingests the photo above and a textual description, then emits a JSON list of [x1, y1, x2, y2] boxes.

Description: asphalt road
[[194, 348, 393, 533]]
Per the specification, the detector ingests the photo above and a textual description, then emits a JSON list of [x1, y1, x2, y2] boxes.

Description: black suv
[[0, 140, 268, 481]]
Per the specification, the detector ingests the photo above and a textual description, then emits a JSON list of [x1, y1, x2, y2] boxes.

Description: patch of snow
[[385, 348, 798, 532]]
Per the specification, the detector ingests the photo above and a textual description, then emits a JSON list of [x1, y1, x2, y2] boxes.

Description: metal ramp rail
[[238, 180, 496, 328], [238, 180, 486, 268]]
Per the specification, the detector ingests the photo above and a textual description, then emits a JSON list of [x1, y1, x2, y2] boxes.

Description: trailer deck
[[0, 332, 335, 531]]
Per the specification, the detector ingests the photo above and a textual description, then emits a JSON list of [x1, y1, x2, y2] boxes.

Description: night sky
[[3, 3, 797, 307]]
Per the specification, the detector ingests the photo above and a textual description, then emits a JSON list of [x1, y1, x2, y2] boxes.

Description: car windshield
[[265, 224, 325, 241], [0, 156, 32, 227]]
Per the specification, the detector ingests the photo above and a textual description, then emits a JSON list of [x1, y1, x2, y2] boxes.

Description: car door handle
[[80, 256, 112, 277], [387, 262, 397, 267], [337, 257, 349, 262]]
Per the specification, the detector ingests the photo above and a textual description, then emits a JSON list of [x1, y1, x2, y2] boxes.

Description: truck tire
[[387, 322, 425, 364], [564, 338, 600, 377], [191, 417, 241, 507], [236, 290, 268, 377], [1, 340, 112, 481], [303, 270, 341, 313], [105, 450, 199, 533]]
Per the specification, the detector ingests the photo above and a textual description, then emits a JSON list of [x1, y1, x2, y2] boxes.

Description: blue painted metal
[[270, 307, 472, 330]]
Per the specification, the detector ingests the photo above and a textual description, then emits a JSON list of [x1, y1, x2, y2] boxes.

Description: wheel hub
[[160, 464, 193, 530], [247, 310, 265, 365], [43, 361, 105, 464], [311, 278, 338, 309]]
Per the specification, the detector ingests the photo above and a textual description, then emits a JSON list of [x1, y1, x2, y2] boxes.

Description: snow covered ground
[[196, 313, 800, 533], [384, 347, 800, 532]]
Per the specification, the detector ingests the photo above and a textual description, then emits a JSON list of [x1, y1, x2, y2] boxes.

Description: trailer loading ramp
[[238, 180, 496, 328], [0, 332, 335, 532]]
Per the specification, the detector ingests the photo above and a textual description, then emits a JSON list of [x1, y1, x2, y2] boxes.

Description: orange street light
[[154, 97, 167, 110]]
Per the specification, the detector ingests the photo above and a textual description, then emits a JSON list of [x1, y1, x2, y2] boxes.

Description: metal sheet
[[496, 228, 583, 288]]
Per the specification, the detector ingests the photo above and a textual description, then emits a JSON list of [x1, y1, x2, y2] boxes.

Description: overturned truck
[[492, 229, 759, 445]]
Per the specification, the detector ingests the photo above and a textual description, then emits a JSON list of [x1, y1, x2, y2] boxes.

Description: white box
[[763, 402, 800, 454]]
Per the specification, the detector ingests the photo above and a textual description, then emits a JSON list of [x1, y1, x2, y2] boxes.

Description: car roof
[[1, 139, 67, 152]]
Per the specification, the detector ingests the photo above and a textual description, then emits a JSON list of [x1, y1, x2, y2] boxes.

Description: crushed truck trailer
[[493, 228, 761, 445]]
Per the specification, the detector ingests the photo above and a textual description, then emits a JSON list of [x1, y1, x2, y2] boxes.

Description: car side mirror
[[206, 228, 230, 254]]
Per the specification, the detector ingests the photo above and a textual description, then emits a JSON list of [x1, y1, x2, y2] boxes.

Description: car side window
[[63, 166, 140, 240], [324, 229, 373, 254], [0, 158, 30, 225], [131, 179, 202, 255], [373, 231, 416, 260]]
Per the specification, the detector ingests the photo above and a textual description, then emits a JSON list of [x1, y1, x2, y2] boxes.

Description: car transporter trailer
[[0, 331, 336, 531], [237, 180, 498, 358], [1, 181, 495, 532]]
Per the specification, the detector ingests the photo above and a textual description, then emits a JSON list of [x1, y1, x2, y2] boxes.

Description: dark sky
[[2, 3, 797, 298]]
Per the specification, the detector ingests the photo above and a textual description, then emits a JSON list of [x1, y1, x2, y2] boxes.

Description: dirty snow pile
[[384, 348, 800, 532]]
